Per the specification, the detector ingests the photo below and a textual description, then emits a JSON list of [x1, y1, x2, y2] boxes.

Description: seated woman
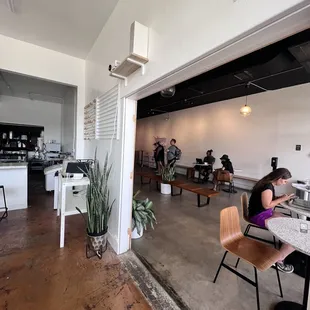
[[213, 154, 234, 190], [248, 168, 295, 273]]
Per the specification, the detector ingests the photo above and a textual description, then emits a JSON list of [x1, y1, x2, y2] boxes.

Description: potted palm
[[132, 190, 156, 239], [77, 154, 114, 259], [160, 164, 175, 195]]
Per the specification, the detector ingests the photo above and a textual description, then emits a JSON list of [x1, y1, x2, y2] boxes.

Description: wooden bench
[[135, 172, 220, 207], [192, 188, 220, 207], [170, 182, 219, 207]]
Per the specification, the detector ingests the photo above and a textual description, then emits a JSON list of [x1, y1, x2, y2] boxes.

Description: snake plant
[[161, 164, 176, 183], [132, 191, 156, 235], [77, 152, 115, 235]]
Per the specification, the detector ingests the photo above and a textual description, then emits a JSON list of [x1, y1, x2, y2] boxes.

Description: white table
[[267, 218, 310, 310], [292, 183, 310, 201], [280, 201, 310, 219], [57, 176, 89, 248]]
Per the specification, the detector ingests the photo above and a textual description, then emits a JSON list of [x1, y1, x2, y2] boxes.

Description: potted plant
[[160, 164, 175, 195], [132, 190, 156, 239], [77, 154, 114, 259]]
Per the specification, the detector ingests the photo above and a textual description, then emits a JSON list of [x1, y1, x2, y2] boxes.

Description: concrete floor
[[132, 175, 304, 310], [0, 185, 152, 310]]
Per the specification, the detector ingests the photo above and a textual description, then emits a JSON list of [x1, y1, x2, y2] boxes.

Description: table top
[[193, 163, 211, 166], [292, 182, 310, 193], [61, 177, 90, 187], [266, 218, 310, 255], [280, 201, 310, 218]]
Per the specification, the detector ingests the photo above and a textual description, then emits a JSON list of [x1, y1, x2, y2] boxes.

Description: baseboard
[[108, 231, 118, 253], [7, 204, 28, 211]]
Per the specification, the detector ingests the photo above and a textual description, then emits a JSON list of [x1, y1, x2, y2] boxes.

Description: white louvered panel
[[84, 101, 96, 140], [96, 84, 120, 140]]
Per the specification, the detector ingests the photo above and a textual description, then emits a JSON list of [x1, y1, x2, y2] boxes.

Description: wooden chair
[[235, 193, 277, 269], [241, 192, 277, 245], [0, 185, 8, 222], [213, 206, 283, 310]]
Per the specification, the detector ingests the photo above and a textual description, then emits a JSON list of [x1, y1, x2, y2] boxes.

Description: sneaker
[[276, 262, 294, 274]]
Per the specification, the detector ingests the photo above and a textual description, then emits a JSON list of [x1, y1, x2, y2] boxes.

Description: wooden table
[[267, 218, 310, 310]]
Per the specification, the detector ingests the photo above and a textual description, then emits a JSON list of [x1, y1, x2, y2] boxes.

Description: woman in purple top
[[249, 168, 295, 273]]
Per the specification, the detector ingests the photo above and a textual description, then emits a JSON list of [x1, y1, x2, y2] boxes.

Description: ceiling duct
[[289, 42, 310, 73], [233, 70, 253, 81]]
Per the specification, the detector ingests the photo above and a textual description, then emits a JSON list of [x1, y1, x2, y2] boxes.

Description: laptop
[[196, 158, 203, 164]]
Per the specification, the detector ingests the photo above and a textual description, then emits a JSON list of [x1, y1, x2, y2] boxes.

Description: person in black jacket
[[213, 154, 234, 190], [154, 142, 165, 174]]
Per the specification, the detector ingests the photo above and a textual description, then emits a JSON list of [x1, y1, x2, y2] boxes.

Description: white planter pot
[[131, 227, 144, 239], [161, 183, 171, 195]]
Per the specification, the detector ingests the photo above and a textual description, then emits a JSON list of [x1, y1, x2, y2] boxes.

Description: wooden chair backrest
[[241, 192, 249, 221], [220, 206, 243, 247]]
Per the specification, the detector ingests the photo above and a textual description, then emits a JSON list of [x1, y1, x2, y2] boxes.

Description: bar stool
[[0, 185, 8, 222]]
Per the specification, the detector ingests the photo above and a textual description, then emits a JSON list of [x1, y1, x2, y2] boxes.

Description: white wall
[[62, 88, 76, 153], [137, 83, 310, 183], [0, 95, 62, 143], [85, 0, 308, 253], [0, 34, 85, 157]]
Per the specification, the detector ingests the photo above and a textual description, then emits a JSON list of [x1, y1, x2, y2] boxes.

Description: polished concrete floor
[[132, 174, 304, 310], [0, 188, 151, 309]]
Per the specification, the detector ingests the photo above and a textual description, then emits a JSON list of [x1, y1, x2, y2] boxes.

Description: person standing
[[167, 139, 178, 166], [248, 168, 295, 273], [154, 142, 165, 174]]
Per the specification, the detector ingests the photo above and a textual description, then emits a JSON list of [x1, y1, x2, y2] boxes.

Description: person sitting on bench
[[213, 154, 234, 190]]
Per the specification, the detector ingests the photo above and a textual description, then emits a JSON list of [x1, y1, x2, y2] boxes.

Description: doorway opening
[[0, 69, 77, 211], [126, 27, 310, 309]]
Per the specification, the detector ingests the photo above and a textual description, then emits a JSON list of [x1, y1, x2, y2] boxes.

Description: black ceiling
[[137, 29, 310, 119]]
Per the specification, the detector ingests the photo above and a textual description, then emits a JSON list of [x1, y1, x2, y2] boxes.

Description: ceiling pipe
[[152, 66, 303, 111], [6, 0, 15, 13]]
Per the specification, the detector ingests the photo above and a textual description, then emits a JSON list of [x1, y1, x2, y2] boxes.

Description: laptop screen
[[196, 158, 203, 164]]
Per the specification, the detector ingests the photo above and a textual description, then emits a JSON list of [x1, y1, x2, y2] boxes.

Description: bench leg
[[171, 186, 182, 196], [156, 181, 160, 192], [197, 194, 210, 207]]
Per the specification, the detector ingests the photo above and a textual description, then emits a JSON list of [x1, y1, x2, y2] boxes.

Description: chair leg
[[213, 251, 228, 283], [273, 235, 277, 249], [235, 225, 251, 268], [254, 267, 260, 310], [235, 258, 240, 269], [275, 263, 283, 298]]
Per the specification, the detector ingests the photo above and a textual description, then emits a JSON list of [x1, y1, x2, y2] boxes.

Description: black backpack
[[175, 147, 182, 160]]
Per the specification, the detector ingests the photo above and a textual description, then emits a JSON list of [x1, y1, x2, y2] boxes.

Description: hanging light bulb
[[240, 105, 252, 116], [240, 83, 252, 117]]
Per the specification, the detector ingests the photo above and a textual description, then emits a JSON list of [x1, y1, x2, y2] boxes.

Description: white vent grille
[[96, 85, 120, 140]]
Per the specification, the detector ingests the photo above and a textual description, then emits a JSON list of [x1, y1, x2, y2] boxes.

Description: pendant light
[[240, 83, 252, 117]]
